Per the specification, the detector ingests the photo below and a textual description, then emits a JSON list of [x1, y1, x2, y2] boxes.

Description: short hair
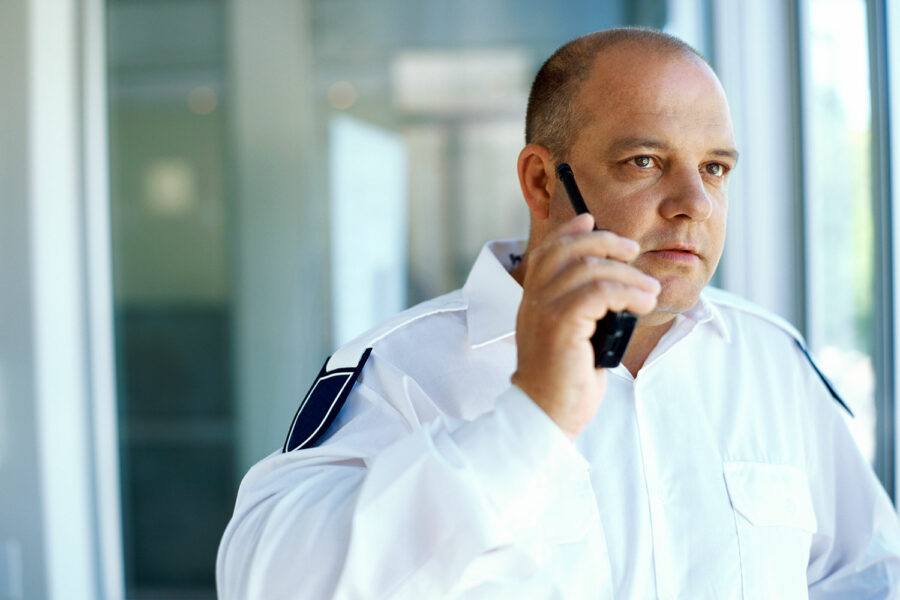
[[525, 28, 708, 159]]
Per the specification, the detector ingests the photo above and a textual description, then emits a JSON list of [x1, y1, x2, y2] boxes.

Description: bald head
[[525, 28, 710, 160]]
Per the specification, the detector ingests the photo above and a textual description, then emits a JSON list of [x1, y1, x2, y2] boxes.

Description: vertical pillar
[[712, 0, 805, 328], [227, 0, 332, 472], [11, 0, 122, 597], [28, 0, 102, 596]]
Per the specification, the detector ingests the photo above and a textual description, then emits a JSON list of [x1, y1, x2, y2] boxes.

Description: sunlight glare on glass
[[807, 0, 875, 462], [810, 1, 870, 132]]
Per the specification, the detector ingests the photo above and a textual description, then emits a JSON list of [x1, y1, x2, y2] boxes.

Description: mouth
[[643, 244, 702, 264]]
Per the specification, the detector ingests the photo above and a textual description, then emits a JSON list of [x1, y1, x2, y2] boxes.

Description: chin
[[654, 284, 703, 315]]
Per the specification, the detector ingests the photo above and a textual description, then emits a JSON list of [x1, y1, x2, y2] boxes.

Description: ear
[[517, 143, 556, 221]]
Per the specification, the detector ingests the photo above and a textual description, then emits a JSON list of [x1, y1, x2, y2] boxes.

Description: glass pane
[[802, 0, 877, 462], [107, 0, 232, 597]]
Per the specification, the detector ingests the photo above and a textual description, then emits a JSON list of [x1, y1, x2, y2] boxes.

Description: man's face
[[553, 46, 737, 319]]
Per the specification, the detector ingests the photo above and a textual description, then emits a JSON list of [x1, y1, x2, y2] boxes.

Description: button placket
[[632, 378, 675, 598]]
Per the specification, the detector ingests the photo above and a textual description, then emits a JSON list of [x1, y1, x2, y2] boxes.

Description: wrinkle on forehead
[[577, 47, 735, 149]]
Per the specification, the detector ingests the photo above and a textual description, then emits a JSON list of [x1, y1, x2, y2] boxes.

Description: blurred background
[[2, 0, 898, 598]]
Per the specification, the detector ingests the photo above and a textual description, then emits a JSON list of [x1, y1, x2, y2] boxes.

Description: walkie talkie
[[556, 163, 637, 368]]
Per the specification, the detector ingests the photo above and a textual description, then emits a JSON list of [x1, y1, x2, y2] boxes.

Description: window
[[799, 0, 895, 496]]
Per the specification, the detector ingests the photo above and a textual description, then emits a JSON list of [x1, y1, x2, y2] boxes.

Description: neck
[[620, 316, 675, 376]]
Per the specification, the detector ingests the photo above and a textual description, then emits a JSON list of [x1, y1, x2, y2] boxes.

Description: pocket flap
[[723, 461, 818, 533]]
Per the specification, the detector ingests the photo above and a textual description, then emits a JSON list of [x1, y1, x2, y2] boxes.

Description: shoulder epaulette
[[283, 348, 372, 452], [792, 340, 853, 416], [703, 287, 853, 417], [283, 292, 467, 452]]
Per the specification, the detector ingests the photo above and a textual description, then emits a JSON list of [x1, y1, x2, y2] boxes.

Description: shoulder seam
[[703, 288, 852, 417], [703, 287, 803, 344], [327, 292, 466, 370]]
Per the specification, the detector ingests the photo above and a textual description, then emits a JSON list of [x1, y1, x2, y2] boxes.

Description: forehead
[[576, 45, 735, 148]]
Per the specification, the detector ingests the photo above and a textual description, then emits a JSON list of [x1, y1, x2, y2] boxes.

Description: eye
[[704, 162, 728, 177], [631, 156, 654, 168]]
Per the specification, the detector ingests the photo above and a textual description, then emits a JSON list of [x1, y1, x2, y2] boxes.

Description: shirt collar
[[608, 290, 731, 379], [462, 239, 525, 348], [693, 289, 731, 343], [460, 239, 731, 348]]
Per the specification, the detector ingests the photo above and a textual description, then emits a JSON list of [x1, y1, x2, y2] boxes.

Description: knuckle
[[557, 235, 578, 252], [539, 239, 564, 261], [530, 243, 548, 261], [591, 278, 617, 296], [595, 230, 617, 246]]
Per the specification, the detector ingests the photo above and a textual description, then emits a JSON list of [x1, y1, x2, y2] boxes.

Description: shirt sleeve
[[805, 364, 900, 598], [215, 356, 610, 600]]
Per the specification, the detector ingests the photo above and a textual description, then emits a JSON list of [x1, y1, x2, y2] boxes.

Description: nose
[[658, 166, 713, 221]]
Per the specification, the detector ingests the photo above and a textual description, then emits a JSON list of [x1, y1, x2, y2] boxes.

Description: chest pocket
[[723, 461, 817, 600]]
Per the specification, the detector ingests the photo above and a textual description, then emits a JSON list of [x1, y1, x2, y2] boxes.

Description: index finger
[[527, 218, 641, 278], [545, 213, 596, 241], [541, 215, 641, 258]]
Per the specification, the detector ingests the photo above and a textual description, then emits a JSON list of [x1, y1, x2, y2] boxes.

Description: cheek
[[588, 188, 658, 236], [702, 205, 728, 276], [548, 196, 580, 228], [709, 201, 728, 248]]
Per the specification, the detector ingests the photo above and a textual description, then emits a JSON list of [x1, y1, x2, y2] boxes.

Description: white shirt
[[217, 240, 900, 599]]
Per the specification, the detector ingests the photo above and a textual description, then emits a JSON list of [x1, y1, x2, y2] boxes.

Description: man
[[217, 29, 900, 599]]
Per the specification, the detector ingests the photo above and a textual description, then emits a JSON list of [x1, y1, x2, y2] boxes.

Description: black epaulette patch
[[795, 340, 854, 417], [282, 348, 373, 453]]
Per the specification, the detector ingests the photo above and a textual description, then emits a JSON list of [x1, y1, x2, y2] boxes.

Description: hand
[[511, 214, 660, 441]]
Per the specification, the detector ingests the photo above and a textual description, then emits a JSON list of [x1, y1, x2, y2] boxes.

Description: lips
[[643, 243, 702, 264], [649, 243, 700, 256]]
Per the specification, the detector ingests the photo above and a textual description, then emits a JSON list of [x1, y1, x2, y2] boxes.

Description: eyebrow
[[607, 137, 670, 154], [711, 148, 740, 163], [606, 137, 740, 163]]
